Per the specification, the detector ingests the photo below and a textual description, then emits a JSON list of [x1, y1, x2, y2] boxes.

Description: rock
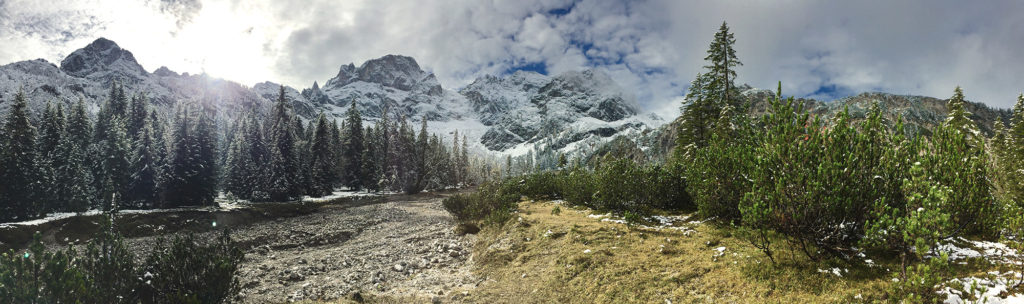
[[448, 250, 460, 257], [286, 272, 304, 281], [393, 264, 405, 272]]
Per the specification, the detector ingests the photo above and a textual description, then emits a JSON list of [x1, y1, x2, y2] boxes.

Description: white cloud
[[2, 0, 1023, 110]]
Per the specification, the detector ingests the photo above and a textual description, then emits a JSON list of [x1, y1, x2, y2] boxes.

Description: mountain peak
[[325, 54, 429, 91], [60, 37, 147, 79]]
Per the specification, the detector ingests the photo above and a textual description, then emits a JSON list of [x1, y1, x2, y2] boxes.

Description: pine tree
[[267, 86, 301, 201], [406, 119, 430, 194], [451, 131, 460, 185], [675, 21, 743, 158], [308, 113, 337, 197], [194, 110, 219, 206], [127, 94, 149, 142], [0, 90, 41, 220], [945, 86, 980, 137], [224, 117, 254, 199], [459, 134, 469, 186], [361, 126, 381, 192], [36, 102, 66, 213], [100, 119, 131, 210], [343, 101, 364, 190], [54, 99, 96, 212], [928, 86, 996, 236], [127, 119, 160, 208]]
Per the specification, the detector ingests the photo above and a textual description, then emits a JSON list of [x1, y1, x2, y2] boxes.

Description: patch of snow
[[817, 267, 844, 277], [941, 271, 1024, 304]]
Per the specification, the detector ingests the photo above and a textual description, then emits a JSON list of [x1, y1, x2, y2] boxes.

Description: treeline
[[222, 86, 471, 202], [0, 84, 470, 222]]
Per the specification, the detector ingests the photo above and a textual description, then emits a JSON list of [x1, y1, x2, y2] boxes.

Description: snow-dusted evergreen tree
[[36, 102, 65, 213], [224, 116, 254, 199], [99, 118, 131, 210], [459, 134, 469, 186], [0, 90, 40, 220], [927, 86, 996, 236], [162, 105, 218, 207], [342, 101, 364, 190], [267, 86, 302, 201], [127, 94, 150, 142], [329, 119, 343, 187], [308, 113, 337, 196], [127, 118, 160, 208], [361, 126, 381, 192], [54, 99, 96, 212]]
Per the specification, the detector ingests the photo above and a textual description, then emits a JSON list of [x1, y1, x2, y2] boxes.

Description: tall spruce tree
[[928, 87, 996, 236], [127, 94, 150, 142], [342, 101, 364, 190], [100, 118, 132, 210], [0, 91, 40, 220], [224, 117, 254, 199], [308, 113, 337, 197], [55, 99, 96, 212], [676, 21, 743, 157], [267, 86, 302, 201], [162, 106, 218, 207], [361, 126, 381, 192], [36, 102, 66, 213], [127, 119, 160, 208]]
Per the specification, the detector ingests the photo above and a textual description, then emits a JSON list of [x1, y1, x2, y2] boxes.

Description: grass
[[458, 200, 1012, 303]]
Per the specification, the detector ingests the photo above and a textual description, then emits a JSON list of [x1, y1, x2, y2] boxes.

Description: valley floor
[[453, 200, 1024, 304]]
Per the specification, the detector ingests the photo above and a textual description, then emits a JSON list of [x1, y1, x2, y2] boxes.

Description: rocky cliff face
[[0, 38, 659, 157]]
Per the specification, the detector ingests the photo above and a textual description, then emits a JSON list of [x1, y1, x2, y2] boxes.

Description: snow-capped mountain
[[0, 38, 268, 120], [0, 38, 660, 157]]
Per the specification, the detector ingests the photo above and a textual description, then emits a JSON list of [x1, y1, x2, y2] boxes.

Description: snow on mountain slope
[[0, 37, 662, 158]]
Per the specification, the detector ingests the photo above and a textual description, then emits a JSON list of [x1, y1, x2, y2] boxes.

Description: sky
[[2, 0, 1023, 113]]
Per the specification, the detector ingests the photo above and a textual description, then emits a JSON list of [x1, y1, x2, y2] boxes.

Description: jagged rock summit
[[59, 37, 147, 80], [1, 38, 656, 157]]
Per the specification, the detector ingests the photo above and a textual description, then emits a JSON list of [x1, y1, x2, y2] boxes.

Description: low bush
[[443, 181, 520, 226], [558, 166, 597, 207], [0, 217, 244, 304]]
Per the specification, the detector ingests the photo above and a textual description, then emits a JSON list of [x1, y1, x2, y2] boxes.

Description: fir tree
[[343, 101, 364, 190], [361, 126, 381, 192], [99, 119, 131, 210], [224, 117, 254, 199], [127, 119, 160, 208], [308, 113, 337, 197], [36, 102, 66, 213], [267, 86, 302, 201], [127, 94, 149, 142], [675, 21, 743, 158], [54, 99, 96, 212], [0, 90, 40, 220]]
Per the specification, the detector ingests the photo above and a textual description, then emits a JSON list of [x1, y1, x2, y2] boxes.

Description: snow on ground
[[301, 189, 390, 203], [0, 190, 385, 228], [936, 237, 1021, 265], [941, 271, 1024, 304], [585, 211, 698, 235], [0, 210, 105, 228]]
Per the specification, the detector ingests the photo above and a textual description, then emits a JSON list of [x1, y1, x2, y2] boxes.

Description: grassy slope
[[463, 200, 1011, 304]]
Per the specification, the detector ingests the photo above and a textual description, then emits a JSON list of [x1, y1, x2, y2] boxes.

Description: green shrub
[[642, 164, 692, 211], [0, 218, 243, 303], [520, 171, 562, 200], [559, 166, 596, 208], [686, 122, 754, 221], [136, 230, 243, 303], [442, 181, 520, 226]]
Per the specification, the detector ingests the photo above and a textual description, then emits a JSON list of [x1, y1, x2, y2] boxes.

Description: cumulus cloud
[[1, 0, 1023, 110]]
